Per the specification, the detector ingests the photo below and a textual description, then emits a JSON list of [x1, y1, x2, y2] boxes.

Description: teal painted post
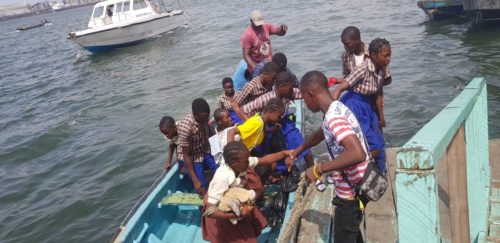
[[395, 78, 488, 243], [464, 78, 490, 242]]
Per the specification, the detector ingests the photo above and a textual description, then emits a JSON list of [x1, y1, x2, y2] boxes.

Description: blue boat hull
[[111, 101, 304, 243], [417, 0, 465, 20], [84, 39, 146, 53]]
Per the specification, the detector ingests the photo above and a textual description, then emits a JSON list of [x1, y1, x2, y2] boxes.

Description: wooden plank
[[296, 185, 334, 243], [465, 81, 491, 242], [398, 78, 485, 170], [446, 126, 470, 243]]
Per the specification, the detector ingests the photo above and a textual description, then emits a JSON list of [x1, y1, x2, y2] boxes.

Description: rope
[[278, 176, 314, 243]]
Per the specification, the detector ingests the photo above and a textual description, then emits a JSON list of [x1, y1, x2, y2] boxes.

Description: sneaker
[[315, 179, 326, 192]]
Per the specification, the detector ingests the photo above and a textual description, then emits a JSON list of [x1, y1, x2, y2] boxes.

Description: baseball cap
[[250, 10, 264, 26]]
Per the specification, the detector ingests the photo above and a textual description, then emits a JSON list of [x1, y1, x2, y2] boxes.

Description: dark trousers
[[332, 196, 366, 243]]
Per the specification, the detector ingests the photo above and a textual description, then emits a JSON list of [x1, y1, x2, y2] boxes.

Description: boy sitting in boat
[[231, 62, 280, 108], [209, 108, 239, 165], [203, 141, 292, 225], [233, 71, 314, 170], [159, 116, 180, 170], [332, 37, 392, 173], [217, 78, 242, 124], [252, 52, 299, 87], [178, 98, 219, 194]]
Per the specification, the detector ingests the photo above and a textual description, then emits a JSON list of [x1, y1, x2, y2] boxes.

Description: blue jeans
[[179, 153, 218, 190]]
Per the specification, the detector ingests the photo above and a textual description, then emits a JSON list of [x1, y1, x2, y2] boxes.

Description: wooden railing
[[396, 78, 491, 243]]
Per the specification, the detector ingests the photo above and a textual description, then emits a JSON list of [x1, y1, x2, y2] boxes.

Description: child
[[252, 52, 300, 87], [159, 116, 179, 170], [339, 26, 391, 128], [209, 108, 240, 165], [332, 38, 391, 173], [204, 141, 292, 225], [289, 70, 370, 242], [232, 61, 280, 108], [178, 98, 219, 194], [217, 78, 243, 125]]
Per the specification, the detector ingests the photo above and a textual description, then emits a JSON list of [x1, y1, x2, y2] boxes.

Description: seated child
[[209, 108, 241, 165], [204, 141, 292, 224], [217, 77, 243, 125], [159, 116, 180, 170]]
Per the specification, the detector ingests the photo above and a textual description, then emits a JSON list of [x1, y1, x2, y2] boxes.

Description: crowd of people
[[158, 9, 392, 243]]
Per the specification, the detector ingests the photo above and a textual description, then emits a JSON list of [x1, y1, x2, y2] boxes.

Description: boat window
[[123, 1, 130, 12], [115, 2, 123, 13], [92, 6, 104, 18], [133, 0, 147, 10]]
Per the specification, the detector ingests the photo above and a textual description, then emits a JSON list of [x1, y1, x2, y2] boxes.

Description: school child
[[177, 98, 219, 194], [252, 52, 300, 87], [202, 141, 292, 241], [217, 78, 243, 125], [159, 116, 180, 170], [339, 26, 391, 128], [235, 71, 314, 171], [209, 108, 240, 165], [332, 37, 392, 173], [289, 71, 370, 243], [232, 62, 280, 108]]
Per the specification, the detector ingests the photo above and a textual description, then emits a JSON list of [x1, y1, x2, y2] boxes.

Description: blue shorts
[[340, 91, 386, 173], [179, 153, 218, 190]]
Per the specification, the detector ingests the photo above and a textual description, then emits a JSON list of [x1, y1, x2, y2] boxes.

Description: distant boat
[[67, 0, 187, 53], [463, 0, 500, 24], [16, 19, 50, 31], [417, 0, 465, 20]]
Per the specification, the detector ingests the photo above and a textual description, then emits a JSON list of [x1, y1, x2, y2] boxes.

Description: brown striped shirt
[[341, 44, 391, 83], [218, 92, 239, 110], [345, 57, 390, 95], [242, 88, 302, 116], [177, 113, 210, 162], [233, 75, 273, 106]]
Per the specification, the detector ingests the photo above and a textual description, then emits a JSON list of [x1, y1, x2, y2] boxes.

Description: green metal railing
[[396, 78, 491, 243]]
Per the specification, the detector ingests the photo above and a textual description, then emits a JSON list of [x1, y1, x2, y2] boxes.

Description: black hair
[[368, 38, 391, 56], [159, 116, 175, 132], [300, 70, 328, 91], [223, 141, 248, 165], [192, 98, 210, 115], [262, 98, 285, 114], [274, 71, 295, 87], [272, 52, 287, 69], [214, 108, 228, 121], [341, 26, 361, 41], [222, 77, 233, 87], [262, 61, 280, 74]]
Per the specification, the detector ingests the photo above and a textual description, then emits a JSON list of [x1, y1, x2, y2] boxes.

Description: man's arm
[[164, 143, 176, 170], [242, 48, 257, 73], [181, 145, 204, 194], [305, 134, 366, 182], [231, 101, 249, 121], [271, 24, 287, 36], [286, 127, 324, 167]]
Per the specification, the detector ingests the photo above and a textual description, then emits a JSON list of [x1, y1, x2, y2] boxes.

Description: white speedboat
[[67, 0, 187, 53]]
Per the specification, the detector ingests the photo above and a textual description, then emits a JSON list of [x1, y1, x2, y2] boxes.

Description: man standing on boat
[[241, 10, 288, 75]]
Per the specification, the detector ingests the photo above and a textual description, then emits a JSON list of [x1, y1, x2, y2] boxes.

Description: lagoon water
[[1, 0, 499, 242]]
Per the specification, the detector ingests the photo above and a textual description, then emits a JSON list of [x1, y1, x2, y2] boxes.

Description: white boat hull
[[69, 12, 187, 52]]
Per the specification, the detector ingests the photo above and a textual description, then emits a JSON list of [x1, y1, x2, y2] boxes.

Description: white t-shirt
[[207, 157, 259, 205], [209, 126, 241, 165], [354, 53, 364, 67]]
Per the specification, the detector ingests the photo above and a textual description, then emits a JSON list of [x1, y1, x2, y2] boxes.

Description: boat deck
[[295, 139, 500, 242]]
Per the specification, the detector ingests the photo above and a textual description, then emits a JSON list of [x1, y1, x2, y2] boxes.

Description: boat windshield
[[133, 0, 148, 10], [123, 1, 130, 12], [115, 2, 123, 13], [92, 6, 104, 18]]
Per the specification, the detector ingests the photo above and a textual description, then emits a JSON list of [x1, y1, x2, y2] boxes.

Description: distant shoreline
[[0, 3, 93, 22]]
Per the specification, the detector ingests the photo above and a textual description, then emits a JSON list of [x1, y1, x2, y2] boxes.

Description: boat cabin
[[88, 0, 160, 28]]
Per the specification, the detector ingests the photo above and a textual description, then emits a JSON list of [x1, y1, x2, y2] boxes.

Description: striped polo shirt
[[177, 113, 210, 162], [242, 88, 302, 116]]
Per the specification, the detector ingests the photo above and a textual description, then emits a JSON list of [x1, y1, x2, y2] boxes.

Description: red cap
[[328, 77, 337, 87]]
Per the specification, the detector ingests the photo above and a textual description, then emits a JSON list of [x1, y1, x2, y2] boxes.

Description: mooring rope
[[277, 176, 314, 243]]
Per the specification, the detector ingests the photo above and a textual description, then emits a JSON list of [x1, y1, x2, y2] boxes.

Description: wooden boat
[[417, 0, 464, 20], [110, 100, 304, 243], [16, 20, 50, 31]]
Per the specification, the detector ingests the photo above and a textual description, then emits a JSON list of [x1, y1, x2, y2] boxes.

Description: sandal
[[315, 179, 326, 192]]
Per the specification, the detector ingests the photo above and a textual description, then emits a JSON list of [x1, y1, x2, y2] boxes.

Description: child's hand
[[163, 162, 172, 171], [379, 118, 386, 128], [284, 150, 296, 171], [241, 205, 254, 217]]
